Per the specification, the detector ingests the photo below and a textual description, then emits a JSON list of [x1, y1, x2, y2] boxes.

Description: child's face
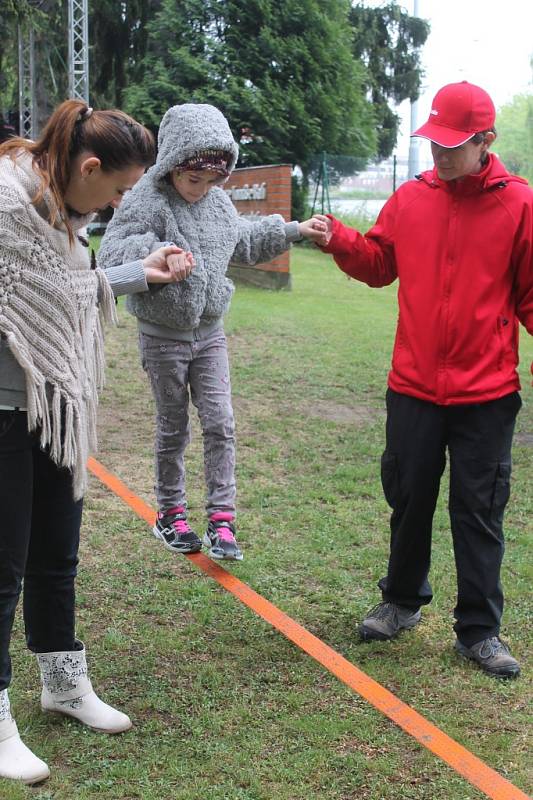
[[171, 169, 227, 204]]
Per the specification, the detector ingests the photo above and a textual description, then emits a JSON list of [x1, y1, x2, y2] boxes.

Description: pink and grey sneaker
[[153, 506, 202, 554], [203, 513, 243, 561]]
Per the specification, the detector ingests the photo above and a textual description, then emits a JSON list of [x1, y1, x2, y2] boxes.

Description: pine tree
[[350, 2, 430, 159], [123, 0, 377, 170], [89, 0, 161, 108]]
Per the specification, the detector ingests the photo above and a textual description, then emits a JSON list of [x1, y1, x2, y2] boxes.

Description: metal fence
[[309, 153, 435, 218]]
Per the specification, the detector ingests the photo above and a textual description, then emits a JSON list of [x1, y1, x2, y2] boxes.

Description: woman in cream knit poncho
[[0, 99, 191, 785]]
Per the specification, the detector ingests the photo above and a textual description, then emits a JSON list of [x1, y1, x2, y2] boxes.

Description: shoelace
[[480, 637, 508, 657], [210, 512, 236, 543], [160, 507, 191, 536], [216, 524, 236, 543], [171, 518, 191, 535], [369, 602, 397, 620]]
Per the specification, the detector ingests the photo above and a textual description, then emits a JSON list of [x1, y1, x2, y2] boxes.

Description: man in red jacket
[[308, 82, 532, 678]]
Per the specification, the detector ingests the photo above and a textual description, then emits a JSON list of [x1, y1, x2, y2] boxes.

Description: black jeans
[[0, 411, 82, 691], [378, 389, 521, 647]]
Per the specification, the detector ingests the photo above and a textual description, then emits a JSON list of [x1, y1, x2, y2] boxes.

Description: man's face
[[430, 137, 489, 181]]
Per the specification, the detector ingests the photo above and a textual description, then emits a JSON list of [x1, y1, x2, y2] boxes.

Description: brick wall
[[226, 164, 292, 288]]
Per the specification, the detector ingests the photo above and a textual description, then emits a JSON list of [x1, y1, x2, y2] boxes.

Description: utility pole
[[407, 0, 421, 180], [68, 0, 89, 102]]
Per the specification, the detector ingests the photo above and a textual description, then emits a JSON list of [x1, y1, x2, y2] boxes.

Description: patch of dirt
[[234, 395, 379, 427], [303, 400, 378, 425], [515, 431, 533, 447]]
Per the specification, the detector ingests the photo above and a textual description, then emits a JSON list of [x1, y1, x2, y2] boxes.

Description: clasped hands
[[142, 245, 195, 284], [298, 214, 333, 247], [142, 217, 333, 284]]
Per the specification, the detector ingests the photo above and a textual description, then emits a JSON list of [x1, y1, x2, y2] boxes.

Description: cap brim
[[411, 121, 476, 148]]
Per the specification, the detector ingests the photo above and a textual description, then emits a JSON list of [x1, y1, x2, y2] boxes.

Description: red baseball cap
[[412, 81, 496, 148]]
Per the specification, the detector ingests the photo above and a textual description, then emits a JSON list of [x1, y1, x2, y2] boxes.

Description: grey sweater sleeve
[[102, 260, 148, 297], [98, 189, 161, 270], [230, 216, 301, 266]]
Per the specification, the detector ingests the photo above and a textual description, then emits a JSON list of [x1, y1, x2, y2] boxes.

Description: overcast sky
[[361, 0, 533, 160]]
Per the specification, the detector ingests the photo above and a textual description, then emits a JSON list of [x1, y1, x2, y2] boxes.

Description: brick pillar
[[226, 164, 292, 290]]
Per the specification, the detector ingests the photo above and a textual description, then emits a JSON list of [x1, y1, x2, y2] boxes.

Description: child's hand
[[299, 215, 332, 247], [167, 250, 195, 282], [142, 245, 189, 284]]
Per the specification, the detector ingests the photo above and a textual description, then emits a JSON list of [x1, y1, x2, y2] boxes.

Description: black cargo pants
[[378, 389, 521, 647]]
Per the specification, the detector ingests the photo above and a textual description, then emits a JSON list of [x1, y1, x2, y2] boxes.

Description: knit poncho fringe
[[0, 155, 117, 499]]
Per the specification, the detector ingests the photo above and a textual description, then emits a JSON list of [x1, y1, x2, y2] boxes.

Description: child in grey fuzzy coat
[[99, 103, 311, 560]]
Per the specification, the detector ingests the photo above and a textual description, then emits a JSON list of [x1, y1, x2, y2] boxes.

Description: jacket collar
[[417, 153, 527, 196]]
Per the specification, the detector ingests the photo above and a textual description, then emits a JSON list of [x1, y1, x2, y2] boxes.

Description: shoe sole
[[23, 769, 51, 785], [358, 616, 421, 642], [202, 533, 243, 561], [42, 706, 133, 733], [152, 526, 202, 554], [358, 626, 395, 642], [454, 644, 520, 679]]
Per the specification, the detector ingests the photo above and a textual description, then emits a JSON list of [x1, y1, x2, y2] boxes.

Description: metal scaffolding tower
[[18, 0, 89, 137], [18, 26, 36, 138], [68, 0, 89, 102]]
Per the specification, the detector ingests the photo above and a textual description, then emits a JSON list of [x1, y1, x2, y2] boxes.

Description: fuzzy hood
[[152, 103, 239, 182]]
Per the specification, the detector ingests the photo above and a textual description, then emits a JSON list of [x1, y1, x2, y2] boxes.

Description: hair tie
[[78, 106, 93, 122]]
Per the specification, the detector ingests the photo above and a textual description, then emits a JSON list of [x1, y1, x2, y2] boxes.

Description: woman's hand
[[298, 215, 332, 247], [142, 245, 195, 283]]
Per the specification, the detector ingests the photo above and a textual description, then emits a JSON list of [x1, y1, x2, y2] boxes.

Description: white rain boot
[[0, 688, 50, 785], [35, 642, 132, 734]]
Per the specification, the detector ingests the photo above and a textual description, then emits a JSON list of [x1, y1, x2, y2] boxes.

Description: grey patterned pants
[[139, 329, 236, 517]]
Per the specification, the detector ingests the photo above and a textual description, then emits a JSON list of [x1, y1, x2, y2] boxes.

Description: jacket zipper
[[437, 195, 459, 402], [496, 316, 508, 370]]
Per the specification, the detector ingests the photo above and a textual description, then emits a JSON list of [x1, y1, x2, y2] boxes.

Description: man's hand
[[142, 245, 195, 284], [298, 215, 333, 247]]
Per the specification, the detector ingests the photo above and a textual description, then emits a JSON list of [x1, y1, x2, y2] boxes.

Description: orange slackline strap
[[88, 457, 529, 800]]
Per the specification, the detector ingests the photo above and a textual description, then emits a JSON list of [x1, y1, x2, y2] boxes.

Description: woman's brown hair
[[0, 99, 155, 241]]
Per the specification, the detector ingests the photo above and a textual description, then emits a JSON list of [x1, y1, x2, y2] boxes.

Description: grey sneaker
[[359, 601, 421, 641], [153, 506, 202, 554], [203, 517, 243, 561], [455, 637, 520, 679]]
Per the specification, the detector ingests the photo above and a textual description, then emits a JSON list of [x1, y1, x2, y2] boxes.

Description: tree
[[1, 0, 428, 216], [0, 0, 158, 123], [0, 1, 42, 119], [32, 0, 69, 129], [123, 0, 378, 171], [0, 0, 68, 129], [3, 1, 428, 168], [349, 2, 430, 159], [495, 93, 533, 184], [89, 0, 161, 108]]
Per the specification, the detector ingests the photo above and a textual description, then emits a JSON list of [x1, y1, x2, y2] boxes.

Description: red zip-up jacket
[[322, 154, 533, 405]]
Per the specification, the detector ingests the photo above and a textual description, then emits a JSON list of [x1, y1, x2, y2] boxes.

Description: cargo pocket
[[491, 461, 511, 517], [381, 451, 400, 509]]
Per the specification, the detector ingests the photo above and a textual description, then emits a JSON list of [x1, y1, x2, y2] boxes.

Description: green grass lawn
[[4, 246, 532, 800]]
